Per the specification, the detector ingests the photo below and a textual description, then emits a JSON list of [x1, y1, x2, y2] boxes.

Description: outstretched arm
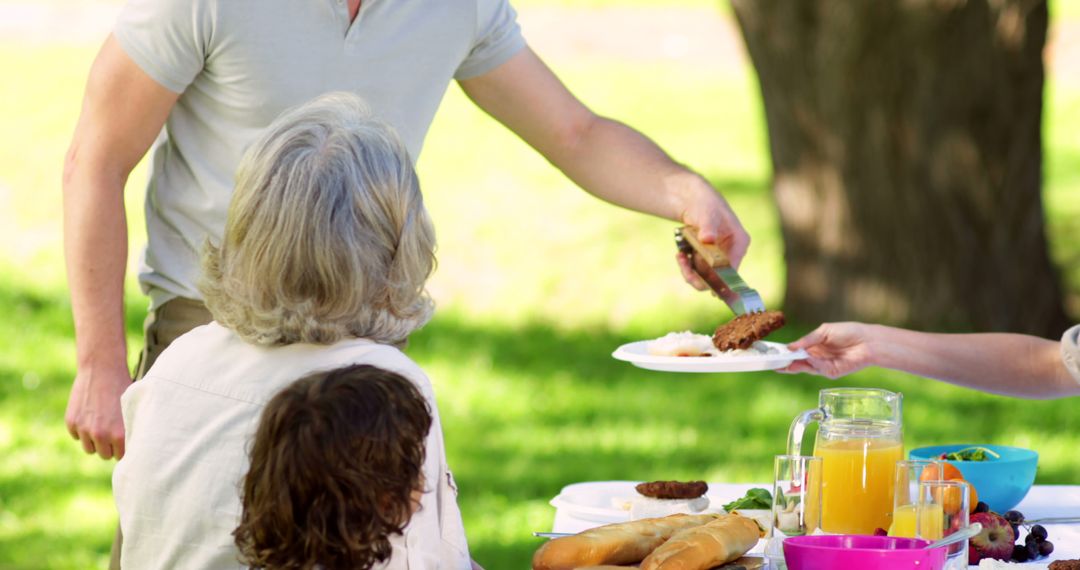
[[63, 34, 179, 459], [458, 47, 750, 284], [783, 322, 1079, 400]]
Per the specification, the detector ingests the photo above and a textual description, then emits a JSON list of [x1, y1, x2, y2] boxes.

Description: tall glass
[[916, 480, 970, 570], [890, 459, 945, 538], [772, 455, 824, 537], [894, 457, 946, 539], [789, 388, 904, 535], [766, 455, 823, 570]]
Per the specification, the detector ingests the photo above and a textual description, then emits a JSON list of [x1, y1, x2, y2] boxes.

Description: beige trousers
[[109, 297, 213, 570]]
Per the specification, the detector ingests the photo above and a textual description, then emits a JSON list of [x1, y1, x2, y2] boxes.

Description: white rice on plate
[[647, 331, 781, 358], [647, 332, 715, 357]]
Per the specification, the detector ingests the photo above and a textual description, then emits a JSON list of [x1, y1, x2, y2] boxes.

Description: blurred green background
[[1, 0, 1078, 567]]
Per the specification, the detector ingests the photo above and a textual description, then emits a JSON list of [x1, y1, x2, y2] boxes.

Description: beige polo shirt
[[114, 323, 470, 569], [113, 0, 525, 308]]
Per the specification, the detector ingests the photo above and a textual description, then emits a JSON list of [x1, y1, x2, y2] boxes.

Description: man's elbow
[[62, 139, 129, 198], [62, 140, 82, 191], [551, 110, 601, 158]]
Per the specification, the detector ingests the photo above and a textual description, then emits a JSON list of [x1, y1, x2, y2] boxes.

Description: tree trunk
[[730, 0, 1070, 336]]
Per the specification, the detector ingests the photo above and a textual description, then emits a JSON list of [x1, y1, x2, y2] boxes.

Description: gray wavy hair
[[200, 92, 435, 346]]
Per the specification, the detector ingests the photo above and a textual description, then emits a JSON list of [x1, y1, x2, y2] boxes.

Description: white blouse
[[114, 322, 471, 569]]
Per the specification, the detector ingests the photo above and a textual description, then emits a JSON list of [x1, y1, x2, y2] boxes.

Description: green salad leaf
[[722, 487, 773, 511], [940, 446, 1000, 462]]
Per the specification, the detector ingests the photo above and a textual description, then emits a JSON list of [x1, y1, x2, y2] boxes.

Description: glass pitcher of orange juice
[[788, 388, 903, 535]]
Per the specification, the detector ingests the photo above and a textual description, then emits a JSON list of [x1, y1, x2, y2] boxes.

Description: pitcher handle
[[788, 408, 824, 457]]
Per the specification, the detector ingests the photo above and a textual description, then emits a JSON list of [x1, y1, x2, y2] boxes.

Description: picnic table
[[549, 482, 1080, 566]]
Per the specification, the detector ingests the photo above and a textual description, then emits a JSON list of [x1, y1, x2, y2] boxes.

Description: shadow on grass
[[1, 277, 1078, 568]]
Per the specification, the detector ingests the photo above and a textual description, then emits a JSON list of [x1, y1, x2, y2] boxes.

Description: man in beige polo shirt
[[64, 1, 753, 566], [63, 0, 751, 464]]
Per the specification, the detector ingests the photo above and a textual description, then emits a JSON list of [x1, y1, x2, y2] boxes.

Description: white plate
[[550, 481, 735, 524], [612, 340, 808, 373], [549, 481, 772, 556]]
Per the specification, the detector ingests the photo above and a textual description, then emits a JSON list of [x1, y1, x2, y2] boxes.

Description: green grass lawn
[[1, 12, 1079, 569]]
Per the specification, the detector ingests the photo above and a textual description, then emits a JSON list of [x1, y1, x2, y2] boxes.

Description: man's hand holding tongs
[[674, 184, 749, 291]]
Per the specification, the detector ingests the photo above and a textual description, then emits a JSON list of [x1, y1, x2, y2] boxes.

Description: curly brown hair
[[234, 364, 432, 570]]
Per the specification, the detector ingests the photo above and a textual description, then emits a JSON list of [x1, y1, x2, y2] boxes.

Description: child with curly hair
[[234, 364, 432, 569]]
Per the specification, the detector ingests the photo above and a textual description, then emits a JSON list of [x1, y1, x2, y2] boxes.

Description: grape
[[1026, 541, 1040, 560], [1025, 533, 1039, 546], [1030, 524, 1048, 541], [973, 501, 990, 514], [1039, 541, 1054, 557], [1003, 510, 1025, 523], [1010, 523, 1020, 539], [1013, 544, 1031, 562]]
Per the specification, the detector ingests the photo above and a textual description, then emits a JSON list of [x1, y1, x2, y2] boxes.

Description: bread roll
[[531, 513, 721, 570], [638, 514, 760, 570]]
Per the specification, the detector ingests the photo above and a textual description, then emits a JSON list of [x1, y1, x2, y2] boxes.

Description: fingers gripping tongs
[[675, 226, 764, 316]]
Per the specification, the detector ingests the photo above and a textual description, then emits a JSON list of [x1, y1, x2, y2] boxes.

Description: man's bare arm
[[63, 34, 179, 459], [459, 48, 749, 277]]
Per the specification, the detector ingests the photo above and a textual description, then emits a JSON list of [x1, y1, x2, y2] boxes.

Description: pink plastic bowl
[[783, 535, 948, 570]]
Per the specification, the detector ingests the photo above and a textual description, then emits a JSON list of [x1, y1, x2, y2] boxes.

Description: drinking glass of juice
[[890, 459, 946, 538], [788, 388, 903, 535], [916, 479, 971, 569]]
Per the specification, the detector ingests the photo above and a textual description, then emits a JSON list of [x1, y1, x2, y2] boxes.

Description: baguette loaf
[[638, 514, 760, 570], [532, 513, 722, 570]]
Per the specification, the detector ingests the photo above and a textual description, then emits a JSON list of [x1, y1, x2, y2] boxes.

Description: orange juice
[[816, 437, 904, 534], [889, 503, 945, 539], [889, 504, 920, 538]]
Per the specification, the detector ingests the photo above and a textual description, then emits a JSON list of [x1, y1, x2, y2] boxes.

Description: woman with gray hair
[[200, 92, 435, 346], [113, 93, 474, 569]]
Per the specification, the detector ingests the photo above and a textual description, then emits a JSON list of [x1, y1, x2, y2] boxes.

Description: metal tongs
[[675, 226, 764, 316]]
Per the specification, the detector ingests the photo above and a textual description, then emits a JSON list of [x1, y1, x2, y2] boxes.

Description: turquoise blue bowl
[[909, 444, 1038, 513]]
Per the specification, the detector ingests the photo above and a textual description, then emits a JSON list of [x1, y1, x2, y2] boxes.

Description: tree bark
[[730, 0, 1070, 336]]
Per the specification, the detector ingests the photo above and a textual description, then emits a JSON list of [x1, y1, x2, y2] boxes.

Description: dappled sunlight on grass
[[0, 272, 140, 566], [1, 15, 1078, 566]]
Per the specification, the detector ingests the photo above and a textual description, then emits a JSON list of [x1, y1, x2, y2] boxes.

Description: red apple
[[969, 512, 1017, 564]]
